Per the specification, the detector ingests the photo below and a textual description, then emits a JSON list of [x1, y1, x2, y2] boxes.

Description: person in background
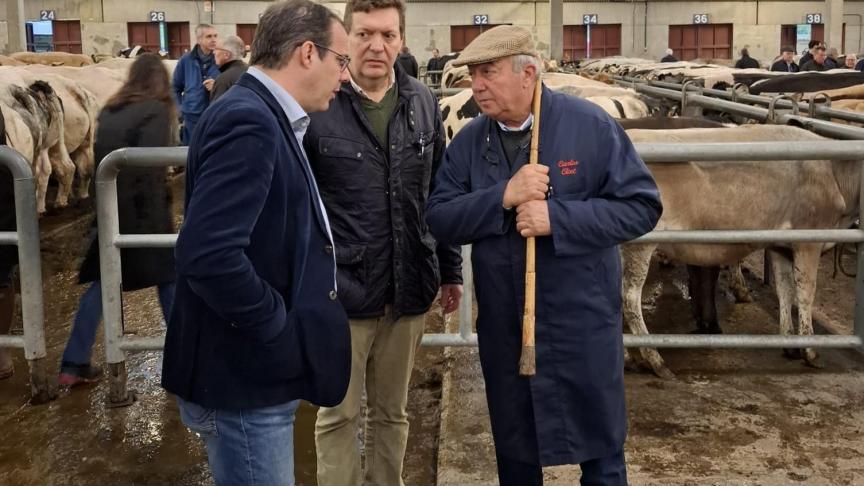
[[172, 24, 220, 145], [426, 48, 443, 85], [660, 48, 677, 63], [843, 54, 858, 69], [734, 48, 760, 69], [207, 35, 249, 102], [825, 47, 840, 69], [59, 53, 178, 387], [854, 55, 864, 71], [801, 45, 831, 71], [770, 46, 799, 72], [799, 39, 821, 68], [396, 44, 419, 77]]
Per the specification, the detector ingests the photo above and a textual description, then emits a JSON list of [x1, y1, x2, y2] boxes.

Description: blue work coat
[[427, 85, 662, 466]]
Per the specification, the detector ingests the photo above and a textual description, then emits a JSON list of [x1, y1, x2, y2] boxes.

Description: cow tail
[[611, 98, 626, 119]]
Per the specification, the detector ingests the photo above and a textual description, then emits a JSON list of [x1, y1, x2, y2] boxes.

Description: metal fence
[[0, 147, 52, 403], [610, 77, 864, 140], [96, 142, 864, 405]]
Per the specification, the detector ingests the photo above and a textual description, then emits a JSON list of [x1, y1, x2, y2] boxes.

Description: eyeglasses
[[313, 43, 351, 72]]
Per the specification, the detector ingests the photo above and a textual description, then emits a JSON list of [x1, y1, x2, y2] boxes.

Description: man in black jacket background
[[771, 46, 799, 72], [207, 35, 249, 102], [305, 0, 462, 484], [396, 45, 418, 77], [734, 48, 760, 69]]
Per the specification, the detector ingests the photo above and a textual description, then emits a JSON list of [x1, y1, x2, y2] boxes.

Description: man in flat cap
[[427, 25, 662, 485]]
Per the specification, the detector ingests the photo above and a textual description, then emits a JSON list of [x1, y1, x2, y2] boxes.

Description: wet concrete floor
[[0, 184, 444, 485], [3, 181, 863, 485], [437, 251, 864, 485]]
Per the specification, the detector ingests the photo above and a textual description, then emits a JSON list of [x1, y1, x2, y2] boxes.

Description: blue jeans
[[177, 397, 300, 486], [61, 280, 175, 365], [180, 114, 200, 146]]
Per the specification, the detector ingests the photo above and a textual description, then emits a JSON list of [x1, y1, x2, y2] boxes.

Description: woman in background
[[60, 53, 177, 386]]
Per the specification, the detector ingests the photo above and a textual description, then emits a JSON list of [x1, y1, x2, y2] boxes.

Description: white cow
[[622, 125, 858, 377]]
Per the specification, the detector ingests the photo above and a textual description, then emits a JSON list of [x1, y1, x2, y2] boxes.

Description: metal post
[[95, 147, 187, 405], [854, 159, 864, 352], [0, 147, 54, 403], [95, 149, 132, 406], [458, 245, 473, 341]]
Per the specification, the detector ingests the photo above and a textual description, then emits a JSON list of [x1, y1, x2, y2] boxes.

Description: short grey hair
[[511, 54, 542, 80], [195, 24, 214, 38], [250, 0, 343, 70], [221, 35, 246, 60]]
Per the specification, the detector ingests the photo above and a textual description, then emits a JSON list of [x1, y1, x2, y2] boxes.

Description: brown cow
[[622, 125, 859, 377]]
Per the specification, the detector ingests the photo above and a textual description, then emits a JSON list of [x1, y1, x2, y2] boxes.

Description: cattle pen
[[3, 82, 864, 484]]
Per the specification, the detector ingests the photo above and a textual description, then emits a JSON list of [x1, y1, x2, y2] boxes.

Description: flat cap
[[452, 25, 537, 67]]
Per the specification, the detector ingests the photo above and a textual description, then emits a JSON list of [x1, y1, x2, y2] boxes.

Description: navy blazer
[[162, 73, 351, 410]]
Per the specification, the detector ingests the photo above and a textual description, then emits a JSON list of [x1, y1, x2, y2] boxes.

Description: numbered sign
[[473, 14, 489, 26], [39, 10, 56, 21], [582, 14, 598, 25], [149, 11, 166, 22], [693, 14, 709, 24], [805, 13, 822, 24]]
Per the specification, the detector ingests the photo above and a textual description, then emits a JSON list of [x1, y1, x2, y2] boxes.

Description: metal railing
[[610, 77, 864, 140], [0, 147, 53, 403], [612, 75, 864, 126], [96, 143, 864, 404]]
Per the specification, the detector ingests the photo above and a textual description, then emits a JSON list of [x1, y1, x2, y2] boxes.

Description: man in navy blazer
[[161, 2, 352, 484]]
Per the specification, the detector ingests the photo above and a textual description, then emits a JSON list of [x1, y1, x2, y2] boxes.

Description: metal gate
[[96, 143, 864, 405], [0, 147, 52, 403]]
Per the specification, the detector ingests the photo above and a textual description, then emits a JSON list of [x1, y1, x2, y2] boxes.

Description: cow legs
[[686, 265, 722, 334], [793, 244, 822, 366], [71, 146, 93, 200], [48, 144, 75, 208], [621, 244, 674, 379], [768, 249, 797, 358], [727, 263, 753, 303], [34, 148, 51, 214]]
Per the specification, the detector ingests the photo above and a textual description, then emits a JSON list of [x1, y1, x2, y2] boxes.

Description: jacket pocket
[[234, 311, 305, 384], [319, 136, 367, 162], [335, 242, 367, 311], [416, 233, 441, 307], [177, 398, 219, 439]]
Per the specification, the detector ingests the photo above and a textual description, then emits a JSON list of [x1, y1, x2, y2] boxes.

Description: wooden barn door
[[669, 24, 733, 61]]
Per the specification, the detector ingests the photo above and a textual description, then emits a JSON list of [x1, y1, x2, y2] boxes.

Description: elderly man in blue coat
[[427, 26, 662, 485]]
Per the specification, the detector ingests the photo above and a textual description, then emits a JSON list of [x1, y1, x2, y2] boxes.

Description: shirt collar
[[247, 66, 310, 136], [350, 69, 396, 99], [497, 114, 534, 132]]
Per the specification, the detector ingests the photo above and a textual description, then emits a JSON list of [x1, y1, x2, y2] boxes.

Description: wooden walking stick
[[519, 77, 543, 377]]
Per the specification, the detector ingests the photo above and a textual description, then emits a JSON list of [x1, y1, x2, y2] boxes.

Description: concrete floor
[[437, 253, 864, 485]]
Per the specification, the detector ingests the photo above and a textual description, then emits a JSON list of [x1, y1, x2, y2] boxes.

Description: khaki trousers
[[315, 307, 425, 486]]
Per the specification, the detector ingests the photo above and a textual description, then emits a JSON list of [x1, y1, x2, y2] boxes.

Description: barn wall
[[0, 0, 860, 65]]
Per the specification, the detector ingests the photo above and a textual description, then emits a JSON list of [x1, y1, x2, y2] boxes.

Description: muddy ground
[[1, 184, 863, 485], [620, 252, 864, 485], [0, 186, 445, 486]]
